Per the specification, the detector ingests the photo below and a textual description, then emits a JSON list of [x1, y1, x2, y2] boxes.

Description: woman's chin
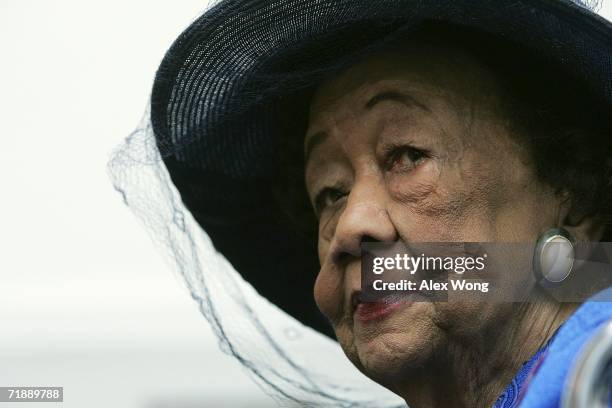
[[341, 306, 439, 384], [354, 330, 433, 381]]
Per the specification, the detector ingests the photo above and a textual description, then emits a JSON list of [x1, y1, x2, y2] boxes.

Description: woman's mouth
[[352, 292, 413, 323]]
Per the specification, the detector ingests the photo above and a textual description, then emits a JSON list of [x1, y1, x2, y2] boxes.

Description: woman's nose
[[329, 181, 397, 263]]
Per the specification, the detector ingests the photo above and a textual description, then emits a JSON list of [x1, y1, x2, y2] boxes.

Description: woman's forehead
[[307, 42, 501, 127]]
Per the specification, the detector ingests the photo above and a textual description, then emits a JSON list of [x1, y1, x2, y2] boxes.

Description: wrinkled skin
[[304, 43, 600, 407]]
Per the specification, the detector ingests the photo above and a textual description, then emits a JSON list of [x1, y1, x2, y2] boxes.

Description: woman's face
[[304, 44, 563, 389]]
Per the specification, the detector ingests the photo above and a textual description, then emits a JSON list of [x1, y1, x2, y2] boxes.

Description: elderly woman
[[112, 0, 612, 407]]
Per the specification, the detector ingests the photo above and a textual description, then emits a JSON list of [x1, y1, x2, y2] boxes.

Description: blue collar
[[493, 286, 612, 408]]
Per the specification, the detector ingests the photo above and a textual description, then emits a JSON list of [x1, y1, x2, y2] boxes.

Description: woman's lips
[[353, 294, 413, 323]]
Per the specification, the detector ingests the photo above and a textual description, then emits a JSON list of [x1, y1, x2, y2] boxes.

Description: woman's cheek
[[385, 160, 471, 239], [317, 211, 339, 261], [317, 231, 331, 265], [385, 160, 441, 209], [313, 263, 344, 324]]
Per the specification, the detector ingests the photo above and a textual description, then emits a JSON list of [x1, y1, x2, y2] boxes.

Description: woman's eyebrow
[[365, 90, 430, 112], [304, 130, 328, 163], [304, 90, 429, 163]]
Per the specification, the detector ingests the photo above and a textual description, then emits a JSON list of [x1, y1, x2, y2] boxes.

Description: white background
[[0, 1, 279, 407], [0, 1, 610, 408]]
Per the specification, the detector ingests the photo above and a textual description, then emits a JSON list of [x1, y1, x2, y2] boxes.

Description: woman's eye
[[314, 187, 346, 214], [387, 145, 428, 172]]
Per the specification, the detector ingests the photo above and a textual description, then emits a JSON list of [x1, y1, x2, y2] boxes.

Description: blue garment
[[493, 287, 612, 408], [493, 344, 550, 408]]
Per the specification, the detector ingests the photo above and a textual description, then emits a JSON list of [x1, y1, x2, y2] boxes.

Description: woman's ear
[[559, 195, 605, 243], [556, 196, 607, 286]]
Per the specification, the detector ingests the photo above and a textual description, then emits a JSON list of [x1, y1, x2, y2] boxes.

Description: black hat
[[150, 0, 612, 337]]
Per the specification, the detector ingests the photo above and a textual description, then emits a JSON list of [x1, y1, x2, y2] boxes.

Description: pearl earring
[[533, 228, 575, 285]]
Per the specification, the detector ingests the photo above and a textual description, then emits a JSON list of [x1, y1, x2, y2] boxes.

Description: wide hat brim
[[151, 0, 612, 337]]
